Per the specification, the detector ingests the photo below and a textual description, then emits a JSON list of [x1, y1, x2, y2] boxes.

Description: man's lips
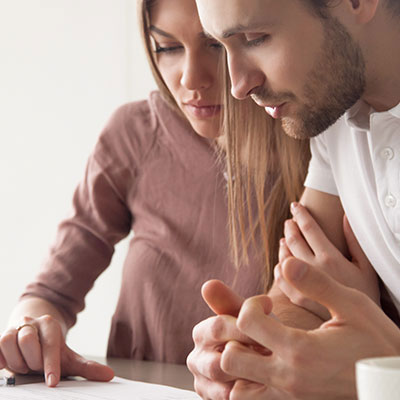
[[264, 103, 286, 119], [252, 98, 287, 119]]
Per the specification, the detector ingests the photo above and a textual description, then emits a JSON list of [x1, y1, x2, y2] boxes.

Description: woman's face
[[149, 0, 223, 139]]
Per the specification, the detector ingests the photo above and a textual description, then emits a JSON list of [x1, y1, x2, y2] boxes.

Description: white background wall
[[0, 0, 156, 357]]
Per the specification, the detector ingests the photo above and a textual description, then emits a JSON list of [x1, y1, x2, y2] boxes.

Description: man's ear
[[343, 0, 380, 24]]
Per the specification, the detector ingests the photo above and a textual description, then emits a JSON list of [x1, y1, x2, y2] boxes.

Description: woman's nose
[[180, 53, 213, 90]]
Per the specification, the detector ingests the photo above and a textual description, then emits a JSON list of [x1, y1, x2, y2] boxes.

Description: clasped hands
[[187, 203, 400, 399]]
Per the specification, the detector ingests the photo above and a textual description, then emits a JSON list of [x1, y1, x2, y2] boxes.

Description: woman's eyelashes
[[206, 39, 223, 50], [154, 44, 183, 54], [154, 40, 222, 55]]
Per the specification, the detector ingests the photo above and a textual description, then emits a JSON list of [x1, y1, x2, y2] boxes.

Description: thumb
[[281, 257, 355, 318], [201, 279, 244, 317], [62, 349, 114, 381]]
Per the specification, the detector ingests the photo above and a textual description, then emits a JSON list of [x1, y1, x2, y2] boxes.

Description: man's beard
[[255, 16, 366, 139]]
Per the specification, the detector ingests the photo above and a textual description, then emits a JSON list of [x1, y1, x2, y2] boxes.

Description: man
[[188, 0, 400, 398]]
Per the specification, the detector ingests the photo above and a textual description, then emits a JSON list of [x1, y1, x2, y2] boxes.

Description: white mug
[[356, 356, 400, 400]]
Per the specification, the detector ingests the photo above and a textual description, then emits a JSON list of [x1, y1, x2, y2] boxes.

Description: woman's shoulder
[[102, 91, 185, 145], [107, 92, 159, 138], [94, 92, 161, 162]]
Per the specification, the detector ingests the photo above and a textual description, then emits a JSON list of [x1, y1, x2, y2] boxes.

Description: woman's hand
[[0, 314, 114, 387], [275, 202, 380, 320]]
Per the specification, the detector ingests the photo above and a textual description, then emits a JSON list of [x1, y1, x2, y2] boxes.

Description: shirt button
[[385, 194, 397, 208], [381, 147, 394, 160]]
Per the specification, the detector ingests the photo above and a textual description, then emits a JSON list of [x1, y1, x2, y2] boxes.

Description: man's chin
[[281, 117, 311, 140]]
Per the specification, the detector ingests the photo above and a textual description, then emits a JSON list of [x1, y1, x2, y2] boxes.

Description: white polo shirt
[[305, 100, 400, 314]]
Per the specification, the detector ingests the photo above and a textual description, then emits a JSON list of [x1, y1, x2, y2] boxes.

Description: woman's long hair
[[138, 0, 310, 290], [221, 60, 311, 291], [137, 0, 184, 115]]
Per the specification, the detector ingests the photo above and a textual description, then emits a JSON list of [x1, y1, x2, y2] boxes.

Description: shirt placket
[[370, 113, 400, 238]]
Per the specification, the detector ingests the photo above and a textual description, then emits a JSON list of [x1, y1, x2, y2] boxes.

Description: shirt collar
[[344, 100, 400, 130], [388, 102, 400, 119], [344, 100, 372, 130]]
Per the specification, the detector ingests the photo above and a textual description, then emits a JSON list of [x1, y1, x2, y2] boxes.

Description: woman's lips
[[184, 104, 222, 119]]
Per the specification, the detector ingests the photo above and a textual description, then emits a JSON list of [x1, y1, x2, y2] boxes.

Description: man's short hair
[[306, 0, 400, 18]]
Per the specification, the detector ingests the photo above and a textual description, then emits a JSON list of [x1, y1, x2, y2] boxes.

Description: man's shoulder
[[321, 113, 350, 138]]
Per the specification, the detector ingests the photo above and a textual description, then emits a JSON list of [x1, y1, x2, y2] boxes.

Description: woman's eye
[[244, 34, 269, 47], [154, 44, 183, 54]]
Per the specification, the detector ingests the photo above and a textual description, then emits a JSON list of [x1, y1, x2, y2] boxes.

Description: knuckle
[[237, 303, 254, 332], [220, 344, 237, 374], [208, 316, 227, 342], [186, 350, 197, 374], [219, 385, 232, 400], [318, 251, 332, 266], [38, 314, 56, 325], [286, 336, 310, 367], [18, 329, 38, 347], [21, 316, 33, 324], [192, 324, 202, 344], [0, 330, 17, 347], [285, 233, 297, 248], [193, 380, 204, 398], [285, 376, 303, 398], [291, 293, 307, 308], [38, 314, 62, 336], [192, 317, 218, 344], [274, 266, 283, 284], [299, 218, 313, 234], [348, 288, 369, 308], [207, 357, 224, 381]]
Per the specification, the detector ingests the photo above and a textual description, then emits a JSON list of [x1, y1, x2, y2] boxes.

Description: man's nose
[[228, 52, 265, 100]]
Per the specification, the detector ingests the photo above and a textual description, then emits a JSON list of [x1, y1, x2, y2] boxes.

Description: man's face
[[196, 0, 366, 139]]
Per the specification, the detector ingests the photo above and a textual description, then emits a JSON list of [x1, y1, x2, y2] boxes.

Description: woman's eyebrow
[[149, 25, 175, 38]]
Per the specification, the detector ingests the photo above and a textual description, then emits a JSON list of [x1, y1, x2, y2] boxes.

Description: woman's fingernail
[[290, 202, 299, 214], [279, 238, 285, 246], [47, 373, 57, 387]]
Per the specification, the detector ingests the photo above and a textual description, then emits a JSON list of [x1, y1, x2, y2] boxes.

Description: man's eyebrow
[[204, 22, 273, 39], [222, 23, 271, 38], [149, 25, 174, 39]]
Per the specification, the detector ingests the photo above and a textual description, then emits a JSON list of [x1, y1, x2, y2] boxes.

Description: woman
[[0, 0, 268, 387]]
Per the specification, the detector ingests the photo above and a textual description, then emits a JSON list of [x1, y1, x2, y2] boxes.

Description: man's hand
[[220, 258, 400, 399], [187, 280, 264, 399]]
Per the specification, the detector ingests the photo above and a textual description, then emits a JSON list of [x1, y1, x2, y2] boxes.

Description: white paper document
[[0, 376, 201, 399]]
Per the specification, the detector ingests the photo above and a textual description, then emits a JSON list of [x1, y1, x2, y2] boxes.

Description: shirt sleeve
[[20, 104, 141, 328], [304, 133, 339, 196]]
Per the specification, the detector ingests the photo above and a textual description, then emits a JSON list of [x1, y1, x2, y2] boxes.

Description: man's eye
[[244, 34, 270, 47]]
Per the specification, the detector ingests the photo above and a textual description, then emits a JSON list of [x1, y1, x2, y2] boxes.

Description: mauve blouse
[[22, 92, 264, 363]]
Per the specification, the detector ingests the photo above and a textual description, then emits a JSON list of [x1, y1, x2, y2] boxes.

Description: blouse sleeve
[[21, 100, 157, 328]]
